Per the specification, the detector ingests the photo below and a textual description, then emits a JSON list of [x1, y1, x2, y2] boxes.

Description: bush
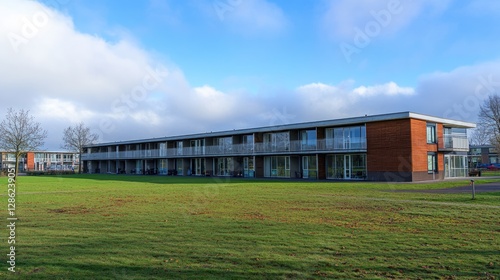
[[26, 170, 76, 176]]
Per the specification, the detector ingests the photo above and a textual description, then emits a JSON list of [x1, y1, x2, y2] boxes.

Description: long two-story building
[[82, 112, 475, 182]]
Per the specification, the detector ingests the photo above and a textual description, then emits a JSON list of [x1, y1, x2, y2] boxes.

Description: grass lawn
[[1, 175, 499, 279]]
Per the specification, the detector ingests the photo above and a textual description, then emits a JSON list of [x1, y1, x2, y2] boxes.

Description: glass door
[[344, 155, 351, 179], [302, 156, 309, 178], [194, 158, 204, 176], [243, 157, 254, 177]]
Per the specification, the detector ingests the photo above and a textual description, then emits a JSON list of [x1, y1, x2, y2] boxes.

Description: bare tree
[[468, 126, 491, 146], [478, 94, 500, 150], [62, 122, 99, 173], [0, 108, 48, 177]]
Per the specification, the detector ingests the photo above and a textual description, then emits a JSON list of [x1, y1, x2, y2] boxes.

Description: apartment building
[[0, 151, 79, 172], [469, 145, 499, 166], [82, 112, 475, 182]]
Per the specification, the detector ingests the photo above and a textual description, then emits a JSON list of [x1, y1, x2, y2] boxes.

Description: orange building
[[0, 151, 79, 172]]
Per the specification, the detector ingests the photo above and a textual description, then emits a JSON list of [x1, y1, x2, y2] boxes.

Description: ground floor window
[[217, 157, 233, 176], [190, 158, 205, 176], [427, 153, 437, 173], [159, 159, 167, 175], [444, 155, 468, 178], [176, 159, 183, 175], [302, 155, 317, 179], [264, 156, 290, 178], [243, 157, 254, 177], [326, 154, 366, 179]]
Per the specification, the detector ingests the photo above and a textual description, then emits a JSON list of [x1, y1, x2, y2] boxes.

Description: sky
[[1, 0, 500, 150]]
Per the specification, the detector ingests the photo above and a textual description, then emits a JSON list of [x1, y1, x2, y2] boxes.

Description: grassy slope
[[1, 175, 498, 279]]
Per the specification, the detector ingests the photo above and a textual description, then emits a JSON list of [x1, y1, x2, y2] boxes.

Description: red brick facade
[[367, 118, 451, 181]]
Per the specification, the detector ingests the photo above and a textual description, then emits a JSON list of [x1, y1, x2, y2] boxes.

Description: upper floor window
[[426, 123, 436, 144], [264, 132, 290, 151], [301, 130, 317, 150], [218, 137, 233, 153], [326, 125, 366, 150], [243, 135, 254, 151]]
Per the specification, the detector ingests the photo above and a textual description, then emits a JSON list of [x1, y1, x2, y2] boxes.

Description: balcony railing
[[439, 134, 469, 151], [82, 138, 367, 160]]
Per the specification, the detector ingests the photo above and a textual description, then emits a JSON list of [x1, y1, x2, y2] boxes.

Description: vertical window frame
[[426, 123, 437, 144]]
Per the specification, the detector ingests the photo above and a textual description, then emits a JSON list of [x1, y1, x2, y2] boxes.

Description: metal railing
[[440, 134, 469, 151], [82, 138, 367, 160]]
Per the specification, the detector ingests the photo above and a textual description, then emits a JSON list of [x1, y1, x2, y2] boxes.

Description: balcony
[[81, 138, 367, 160], [439, 134, 469, 152]]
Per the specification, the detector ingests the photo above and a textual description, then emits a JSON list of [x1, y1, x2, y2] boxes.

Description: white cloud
[[1, 0, 497, 151], [353, 82, 415, 96], [295, 81, 415, 120], [415, 61, 500, 121]]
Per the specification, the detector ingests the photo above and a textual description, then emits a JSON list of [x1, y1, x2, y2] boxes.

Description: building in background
[[468, 145, 499, 167], [82, 112, 475, 182], [0, 151, 79, 172]]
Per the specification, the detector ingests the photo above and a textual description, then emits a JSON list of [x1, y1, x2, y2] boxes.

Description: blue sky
[[1, 0, 500, 149]]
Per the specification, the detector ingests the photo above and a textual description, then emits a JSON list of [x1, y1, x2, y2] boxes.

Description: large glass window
[[243, 135, 254, 152], [190, 139, 205, 155], [326, 126, 366, 150], [427, 123, 436, 144], [326, 154, 366, 180], [217, 157, 233, 176], [444, 155, 468, 178], [264, 132, 290, 152], [159, 159, 167, 175], [352, 154, 366, 179], [159, 143, 166, 157], [191, 158, 205, 176], [218, 137, 233, 154], [302, 155, 317, 179], [264, 156, 290, 177], [243, 157, 254, 177], [300, 130, 317, 150], [176, 141, 183, 155]]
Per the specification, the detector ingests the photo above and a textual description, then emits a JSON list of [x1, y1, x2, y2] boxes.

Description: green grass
[[1, 175, 499, 279]]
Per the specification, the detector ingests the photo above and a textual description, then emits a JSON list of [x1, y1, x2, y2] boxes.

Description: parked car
[[476, 163, 490, 169], [486, 163, 500, 170]]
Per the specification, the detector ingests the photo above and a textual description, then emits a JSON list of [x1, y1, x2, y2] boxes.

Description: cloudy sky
[[1, 0, 500, 150]]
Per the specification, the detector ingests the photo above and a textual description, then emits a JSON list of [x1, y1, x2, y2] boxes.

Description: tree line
[[0, 108, 98, 178]]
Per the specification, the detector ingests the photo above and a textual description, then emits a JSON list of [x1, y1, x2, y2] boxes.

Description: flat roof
[[85, 111, 476, 147]]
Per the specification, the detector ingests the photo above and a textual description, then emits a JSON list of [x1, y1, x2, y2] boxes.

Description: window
[[263, 132, 290, 152], [218, 137, 232, 153], [326, 125, 366, 150], [427, 123, 436, 144], [243, 135, 254, 152], [427, 153, 437, 173], [176, 141, 183, 155], [264, 156, 290, 177], [301, 130, 317, 150]]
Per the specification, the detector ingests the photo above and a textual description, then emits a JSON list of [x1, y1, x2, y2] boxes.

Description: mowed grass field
[[1, 175, 499, 279]]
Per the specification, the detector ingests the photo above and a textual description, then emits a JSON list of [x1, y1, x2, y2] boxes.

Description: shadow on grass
[[32, 174, 354, 186]]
